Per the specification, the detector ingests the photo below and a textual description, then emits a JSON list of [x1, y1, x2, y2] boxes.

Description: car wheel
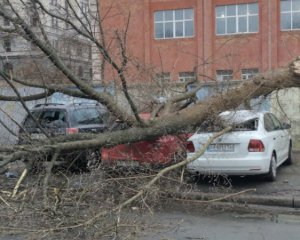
[[285, 143, 293, 165], [266, 154, 277, 182]]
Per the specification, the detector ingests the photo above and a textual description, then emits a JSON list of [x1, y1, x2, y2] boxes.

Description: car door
[[269, 113, 290, 164]]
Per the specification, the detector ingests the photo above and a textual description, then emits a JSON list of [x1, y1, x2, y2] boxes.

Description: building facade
[[0, 0, 101, 84], [100, 0, 300, 83]]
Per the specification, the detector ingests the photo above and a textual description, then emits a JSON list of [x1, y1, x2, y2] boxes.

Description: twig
[[43, 150, 60, 208], [0, 195, 11, 208], [12, 168, 28, 198]]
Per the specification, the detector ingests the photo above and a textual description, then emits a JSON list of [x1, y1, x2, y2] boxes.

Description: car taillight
[[66, 128, 79, 134], [248, 139, 265, 152], [186, 141, 195, 153]]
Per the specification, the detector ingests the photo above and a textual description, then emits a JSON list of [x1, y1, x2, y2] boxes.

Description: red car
[[101, 113, 190, 168]]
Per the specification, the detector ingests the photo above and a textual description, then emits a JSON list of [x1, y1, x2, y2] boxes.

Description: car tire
[[285, 143, 293, 165], [266, 154, 277, 182]]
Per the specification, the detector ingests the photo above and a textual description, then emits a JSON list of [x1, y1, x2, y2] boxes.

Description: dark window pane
[[249, 15, 258, 32], [155, 23, 164, 38], [227, 17, 236, 33], [281, 12, 292, 29], [155, 11, 163, 21], [185, 9, 194, 19], [226, 5, 236, 16], [281, 0, 291, 12], [175, 9, 183, 20], [216, 18, 226, 34], [185, 20, 194, 36], [292, 12, 300, 29], [248, 3, 258, 14], [165, 22, 173, 38], [238, 16, 247, 32], [216, 6, 226, 17], [238, 4, 247, 15], [165, 10, 173, 21], [175, 22, 183, 37]]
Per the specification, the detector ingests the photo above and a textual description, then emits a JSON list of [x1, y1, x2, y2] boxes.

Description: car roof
[[220, 110, 264, 124], [31, 102, 106, 111]]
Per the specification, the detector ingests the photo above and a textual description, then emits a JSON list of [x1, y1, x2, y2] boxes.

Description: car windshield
[[197, 117, 259, 133]]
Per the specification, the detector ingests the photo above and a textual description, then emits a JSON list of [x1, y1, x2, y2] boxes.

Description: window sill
[[216, 32, 259, 38], [154, 36, 195, 41]]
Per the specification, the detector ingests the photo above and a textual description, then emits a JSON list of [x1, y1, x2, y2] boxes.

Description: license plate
[[207, 144, 234, 152], [116, 160, 139, 167], [31, 133, 47, 140]]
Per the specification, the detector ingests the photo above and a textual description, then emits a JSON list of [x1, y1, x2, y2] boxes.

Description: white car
[[186, 110, 292, 181]]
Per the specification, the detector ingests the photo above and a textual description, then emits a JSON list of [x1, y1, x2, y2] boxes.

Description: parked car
[[186, 110, 292, 181], [101, 113, 190, 169], [18, 102, 111, 170]]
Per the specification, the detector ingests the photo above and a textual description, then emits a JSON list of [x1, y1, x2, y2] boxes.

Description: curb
[[169, 192, 300, 208]]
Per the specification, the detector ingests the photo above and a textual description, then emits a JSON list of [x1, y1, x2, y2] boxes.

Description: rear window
[[197, 117, 258, 133], [23, 109, 67, 128], [70, 108, 108, 125]]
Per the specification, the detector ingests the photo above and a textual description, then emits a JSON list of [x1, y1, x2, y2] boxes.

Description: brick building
[[100, 0, 300, 83]]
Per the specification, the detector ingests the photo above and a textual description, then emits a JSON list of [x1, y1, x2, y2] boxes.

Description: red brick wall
[[100, 0, 300, 83]]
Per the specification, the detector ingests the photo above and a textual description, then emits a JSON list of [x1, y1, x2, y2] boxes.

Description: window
[[154, 8, 194, 39], [156, 72, 171, 82], [3, 17, 10, 26], [3, 62, 13, 75], [52, 39, 58, 49], [78, 66, 83, 78], [216, 70, 233, 81], [179, 72, 196, 82], [77, 46, 82, 57], [31, 13, 39, 27], [81, 2, 89, 15], [242, 68, 259, 80], [50, 0, 58, 6], [89, 68, 93, 79], [264, 114, 276, 132], [51, 16, 58, 28], [88, 47, 92, 59], [269, 113, 283, 130], [216, 3, 259, 35], [3, 38, 11, 52], [281, 0, 300, 30]]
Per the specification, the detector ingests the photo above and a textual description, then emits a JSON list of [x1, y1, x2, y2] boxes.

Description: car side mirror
[[282, 123, 291, 129]]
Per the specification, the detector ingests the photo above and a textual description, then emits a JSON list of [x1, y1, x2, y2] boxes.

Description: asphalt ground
[[173, 151, 300, 208]]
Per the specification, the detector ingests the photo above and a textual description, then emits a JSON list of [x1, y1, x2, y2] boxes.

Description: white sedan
[[186, 110, 292, 181]]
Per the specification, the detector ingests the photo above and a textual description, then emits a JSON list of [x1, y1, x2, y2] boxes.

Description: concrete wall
[[270, 88, 300, 151]]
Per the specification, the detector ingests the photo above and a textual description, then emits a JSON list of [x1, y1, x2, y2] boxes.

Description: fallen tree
[[0, 0, 300, 238]]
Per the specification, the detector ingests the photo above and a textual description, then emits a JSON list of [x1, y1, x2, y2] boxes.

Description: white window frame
[[179, 72, 196, 82], [216, 70, 233, 81], [156, 72, 171, 83], [216, 3, 259, 35], [281, 0, 300, 30], [154, 8, 194, 39], [241, 68, 259, 80]]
